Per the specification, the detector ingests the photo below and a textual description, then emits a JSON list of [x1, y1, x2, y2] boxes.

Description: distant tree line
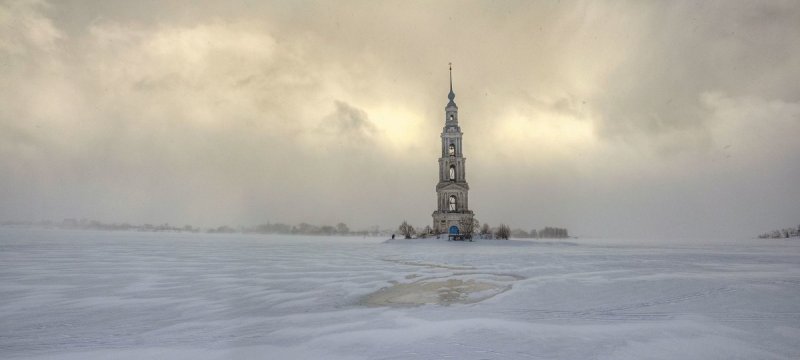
[[4, 218, 204, 233], [394, 220, 569, 241], [199, 221, 385, 236], [1, 219, 386, 237], [534, 227, 570, 239], [244, 222, 348, 235], [757, 224, 800, 239], [503, 226, 570, 239], [242, 222, 381, 236], [5, 217, 572, 240]]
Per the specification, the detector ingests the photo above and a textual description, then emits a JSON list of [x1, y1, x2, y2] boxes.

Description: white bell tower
[[432, 64, 474, 235]]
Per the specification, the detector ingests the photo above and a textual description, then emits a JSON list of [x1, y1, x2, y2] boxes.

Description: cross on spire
[[447, 62, 456, 105], [449, 62, 452, 90]]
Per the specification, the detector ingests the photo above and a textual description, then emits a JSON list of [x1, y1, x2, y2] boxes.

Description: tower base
[[432, 211, 474, 235]]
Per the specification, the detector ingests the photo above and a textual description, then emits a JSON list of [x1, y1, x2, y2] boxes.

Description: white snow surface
[[1, 228, 799, 359]]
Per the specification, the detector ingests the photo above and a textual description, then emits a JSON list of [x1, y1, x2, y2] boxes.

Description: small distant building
[[432, 65, 475, 237]]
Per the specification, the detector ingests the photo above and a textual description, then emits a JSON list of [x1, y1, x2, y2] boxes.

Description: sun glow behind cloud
[[493, 110, 596, 164], [369, 106, 429, 153]]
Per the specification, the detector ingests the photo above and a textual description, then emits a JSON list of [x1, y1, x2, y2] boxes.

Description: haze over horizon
[[1, 0, 799, 238]]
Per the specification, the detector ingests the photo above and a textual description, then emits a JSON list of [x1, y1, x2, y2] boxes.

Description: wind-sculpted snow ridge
[[381, 257, 477, 270], [2, 229, 800, 359]]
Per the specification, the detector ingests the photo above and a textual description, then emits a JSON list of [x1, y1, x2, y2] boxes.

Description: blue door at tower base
[[447, 225, 472, 241]]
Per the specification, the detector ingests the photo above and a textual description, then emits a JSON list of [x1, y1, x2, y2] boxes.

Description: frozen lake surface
[[1, 228, 799, 359]]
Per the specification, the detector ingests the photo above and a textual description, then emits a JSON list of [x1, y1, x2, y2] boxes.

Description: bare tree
[[460, 218, 479, 239], [480, 223, 491, 236], [398, 221, 415, 239], [495, 224, 511, 240], [335, 222, 350, 235], [418, 225, 433, 239]]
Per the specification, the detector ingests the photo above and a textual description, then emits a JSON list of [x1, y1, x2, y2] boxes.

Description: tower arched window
[[449, 114, 454, 121], [449, 165, 456, 181], [449, 195, 457, 211], [448, 144, 455, 156]]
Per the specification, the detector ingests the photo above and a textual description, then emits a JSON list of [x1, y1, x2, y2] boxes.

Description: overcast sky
[[1, 0, 799, 238]]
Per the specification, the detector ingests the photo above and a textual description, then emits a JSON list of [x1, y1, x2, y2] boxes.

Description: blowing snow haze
[[1, 0, 798, 238]]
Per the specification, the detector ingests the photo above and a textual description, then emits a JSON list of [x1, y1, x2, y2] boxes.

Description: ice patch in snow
[[363, 274, 518, 306]]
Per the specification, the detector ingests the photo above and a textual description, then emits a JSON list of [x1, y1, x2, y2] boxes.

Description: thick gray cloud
[[1, 0, 798, 237]]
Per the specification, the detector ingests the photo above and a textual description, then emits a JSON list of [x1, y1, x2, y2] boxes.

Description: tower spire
[[449, 62, 453, 92], [447, 62, 456, 106]]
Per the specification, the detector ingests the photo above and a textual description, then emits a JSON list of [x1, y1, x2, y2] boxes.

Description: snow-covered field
[[1, 229, 799, 359]]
